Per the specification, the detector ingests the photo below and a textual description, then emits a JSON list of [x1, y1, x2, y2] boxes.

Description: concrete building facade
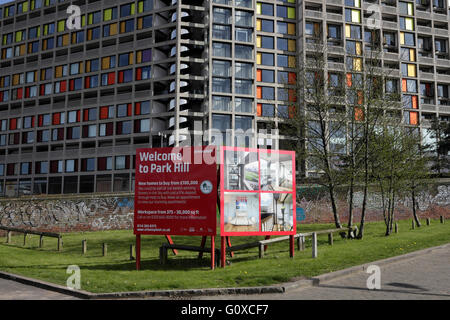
[[0, 0, 449, 196]]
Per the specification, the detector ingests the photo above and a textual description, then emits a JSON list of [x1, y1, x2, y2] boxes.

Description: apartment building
[[300, 0, 450, 176], [0, 0, 448, 196]]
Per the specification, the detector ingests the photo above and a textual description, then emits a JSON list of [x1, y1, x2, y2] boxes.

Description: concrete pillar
[[82, 240, 87, 254], [312, 232, 318, 258], [102, 243, 107, 257], [130, 244, 136, 260]]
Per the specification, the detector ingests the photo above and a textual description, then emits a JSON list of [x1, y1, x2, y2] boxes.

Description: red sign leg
[[211, 236, 215, 270], [165, 235, 178, 255], [136, 234, 141, 271], [226, 236, 234, 258], [289, 235, 294, 258], [221, 236, 226, 268]]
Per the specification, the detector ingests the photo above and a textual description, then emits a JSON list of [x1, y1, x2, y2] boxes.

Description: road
[[0, 278, 77, 300], [194, 244, 450, 300], [0, 245, 448, 300]]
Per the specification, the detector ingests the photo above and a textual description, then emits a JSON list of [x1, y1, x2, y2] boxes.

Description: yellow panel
[[288, 23, 296, 35], [410, 49, 415, 62], [400, 32, 405, 45], [288, 39, 296, 52], [405, 18, 414, 31], [288, 56, 296, 68], [356, 42, 362, 55], [257, 53, 262, 65], [345, 25, 351, 38], [256, 19, 261, 31], [407, 64, 416, 77]]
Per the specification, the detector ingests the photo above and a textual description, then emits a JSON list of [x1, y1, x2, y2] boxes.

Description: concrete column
[[312, 232, 318, 258]]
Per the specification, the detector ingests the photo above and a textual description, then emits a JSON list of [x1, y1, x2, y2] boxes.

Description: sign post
[[134, 146, 217, 270]]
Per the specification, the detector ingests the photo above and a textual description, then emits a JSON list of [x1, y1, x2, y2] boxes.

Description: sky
[[0, 0, 14, 5]]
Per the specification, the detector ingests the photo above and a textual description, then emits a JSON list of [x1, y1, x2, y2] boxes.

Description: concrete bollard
[[102, 243, 108, 257], [130, 244, 136, 260], [440, 216, 445, 224], [299, 236, 305, 251], [39, 235, 44, 248], [6, 231, 11, 244], [395, 223, 399, 234], [426, 218, 431, 226], [57, 237, 62, 251], [412, 220, 415, 230], [23, 233, 27, 246], [82, 240, 87, 254], [312, 232, 318, 258], [328, 233, 333, 246]]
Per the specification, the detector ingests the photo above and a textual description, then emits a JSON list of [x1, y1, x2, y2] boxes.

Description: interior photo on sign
[[260, 193, 294, 232], [223, 192, 259, 232], [260, 152, 293, 192], [224, 150, 259, 191]]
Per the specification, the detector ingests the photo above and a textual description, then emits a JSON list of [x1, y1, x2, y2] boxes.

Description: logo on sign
[[200, 180, 213, 195]]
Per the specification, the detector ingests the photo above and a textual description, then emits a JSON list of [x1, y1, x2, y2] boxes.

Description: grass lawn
[[0, 219, 449, 293]]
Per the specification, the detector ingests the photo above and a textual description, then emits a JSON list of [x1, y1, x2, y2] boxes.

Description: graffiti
[[0, 185, 448, 232], [0, 197, 134, 232]]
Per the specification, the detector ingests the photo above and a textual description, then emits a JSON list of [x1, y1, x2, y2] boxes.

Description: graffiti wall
[[0, 195, 134, 233], [296, 184, 450, 224], [0, 184, 448, 233]]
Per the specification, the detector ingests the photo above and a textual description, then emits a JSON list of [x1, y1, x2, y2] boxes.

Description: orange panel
[[257, 103, 262, 116], [412, 95, 418, 109], [410, 111, 418, 125], [257, 86, 262, 99], [402, 79, 407, 92], [346, 73, 352, 87], [355, 107, 364, 121], [256, 69, 262, 82]]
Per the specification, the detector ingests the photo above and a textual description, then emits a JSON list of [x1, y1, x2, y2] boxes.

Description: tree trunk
[[411, 185, 421, 227], [357, 154, 369, 239], [357, 122, 370, 239], [329, 183, 342, 229], [347, 180, 354, 238], [389, 192, 396, 234]]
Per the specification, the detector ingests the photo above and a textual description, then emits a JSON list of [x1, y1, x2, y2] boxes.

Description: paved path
[[0, 278, 77, 300], [194, 245, 450, 300]]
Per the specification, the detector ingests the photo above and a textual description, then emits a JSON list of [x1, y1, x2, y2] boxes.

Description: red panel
[[136, 68, 142, 81], [53, 113, 60, 125], [134, 147, 217, 236], [100, 106, 109, 120], [108, 72, 115, 85], [135, 102, 141, 115]]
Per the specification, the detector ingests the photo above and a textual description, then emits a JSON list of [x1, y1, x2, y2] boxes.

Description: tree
[[428, 117, 450, 177], [281, 44, 347, 229]]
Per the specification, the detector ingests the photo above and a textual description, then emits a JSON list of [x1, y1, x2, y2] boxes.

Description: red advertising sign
[[134, 146, 217, 236], [220, 147, 296, 236]]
